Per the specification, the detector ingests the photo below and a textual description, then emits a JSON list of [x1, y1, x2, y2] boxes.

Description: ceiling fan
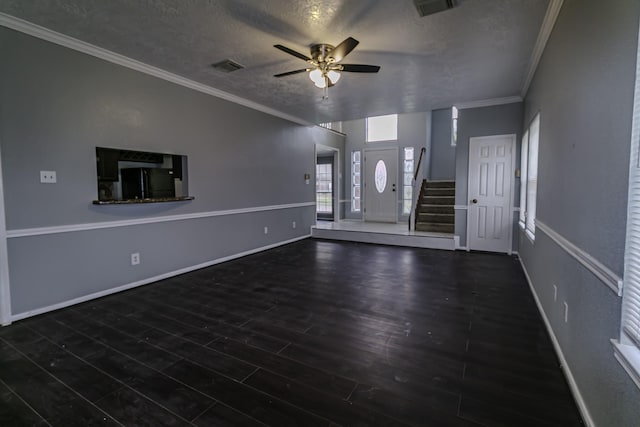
[[273, 37, 381, 99]]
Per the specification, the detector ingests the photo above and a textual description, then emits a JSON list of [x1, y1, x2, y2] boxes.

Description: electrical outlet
[[264, 227, 268, 234], [292, 221, 296, 229], [40, 171, 57, 183], [563, 302, 569, 323], [553, 284, 558, 302], [131, 252, 140, 266]]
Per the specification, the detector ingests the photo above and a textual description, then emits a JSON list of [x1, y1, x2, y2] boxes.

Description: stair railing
[[408, 147, 426, 231]]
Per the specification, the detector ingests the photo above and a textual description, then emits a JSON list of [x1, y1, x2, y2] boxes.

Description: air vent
[[413, 0, 456, 17], [211, 59, 245, 73]]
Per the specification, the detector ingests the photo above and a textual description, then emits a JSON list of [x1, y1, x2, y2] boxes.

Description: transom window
[[366, 114, 398, 142]]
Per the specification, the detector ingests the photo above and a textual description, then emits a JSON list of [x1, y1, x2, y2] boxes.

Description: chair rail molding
[[536, 219, 623, 296], [7, 202, 316, 238]]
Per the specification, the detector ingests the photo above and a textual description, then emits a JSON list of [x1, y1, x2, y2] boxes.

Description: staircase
[[414, 180, 455, 233]]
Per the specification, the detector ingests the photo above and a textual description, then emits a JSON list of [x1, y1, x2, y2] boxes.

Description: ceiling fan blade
[[340, 64, 381, 73], [330, 37, 359, 62], [274, 69, 309, 77], [274, 44, 311, 61]]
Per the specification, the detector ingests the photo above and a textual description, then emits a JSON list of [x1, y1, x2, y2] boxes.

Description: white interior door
[[364, 148, 398, 222], [468, 135, 515, 253]]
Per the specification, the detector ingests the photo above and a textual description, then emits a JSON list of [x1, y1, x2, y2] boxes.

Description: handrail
[[414, 147, 426, 182], [409, 148, 426, 231]]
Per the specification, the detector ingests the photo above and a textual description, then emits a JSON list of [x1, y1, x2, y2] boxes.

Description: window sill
[[612, 339, 640, 390], [524, 228, 535, 244]]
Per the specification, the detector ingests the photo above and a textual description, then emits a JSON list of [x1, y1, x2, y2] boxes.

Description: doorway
[[316, 155, 334, 221], [364, 148, 398, 223], [467, 134, 515, 253]]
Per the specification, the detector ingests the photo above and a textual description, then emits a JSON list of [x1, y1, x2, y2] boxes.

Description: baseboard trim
[[536, 220, 622, 296], [10, 235, 310, 322], [7, 202, 315, 238], [518, 256, 595, 427]]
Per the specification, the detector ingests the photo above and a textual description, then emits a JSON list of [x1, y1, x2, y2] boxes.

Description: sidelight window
[[351, 151, 361, 212], [403, 147, 414, 214]]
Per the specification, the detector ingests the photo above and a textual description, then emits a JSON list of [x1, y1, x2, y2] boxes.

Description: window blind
[[519, 130, 529, 228], [622, 47, 640, 350]]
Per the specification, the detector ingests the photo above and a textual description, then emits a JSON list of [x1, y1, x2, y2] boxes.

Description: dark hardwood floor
[[0, 239, 583, 426]]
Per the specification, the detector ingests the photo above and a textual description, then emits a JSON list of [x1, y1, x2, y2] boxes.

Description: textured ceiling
[[0, 0, 549, 124]]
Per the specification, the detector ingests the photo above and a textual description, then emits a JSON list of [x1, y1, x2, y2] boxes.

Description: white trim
[[536, 220, 623, 296], [612, 340, 640, 390], [521, 0, 564, 97], [518, 257, 595, 427], [11, 234, 310, 322], [0, 13, 311, 127], [453, 205, 468, 210], [455, 96, 522, 110], [0, 143, 11, 326], [7, 202, 315, 238]]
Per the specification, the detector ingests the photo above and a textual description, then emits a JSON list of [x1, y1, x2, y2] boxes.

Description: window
[[526, 115, 540, 240], [519, 114, 540, 241], [351, 151, 361, 212], [451, 106, 458, 146], [519, 130, 529, 228], [316, 163, 332, 214], [366, 114, 398, 142], [403, 147, 414, 214], [615, 39, 640, 389]]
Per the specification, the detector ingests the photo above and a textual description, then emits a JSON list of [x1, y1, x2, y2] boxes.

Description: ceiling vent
[[211, 59, 245, 73], [413, 0, 456, 17]]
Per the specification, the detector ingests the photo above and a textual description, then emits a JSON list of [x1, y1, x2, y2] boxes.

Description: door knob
[[472, 199, 478, 204]]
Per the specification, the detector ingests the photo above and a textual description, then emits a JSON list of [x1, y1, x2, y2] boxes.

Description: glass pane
[[375, 160, 387, 193], [353, 175, 360, 185], [403, 200, 412, 214], [404, 147, 414, 160], [404, 186, 412, 200], [354, 186, 360, 198], [404, 161, 413, 173], [404, 174, 412, 186], [353, 151, 360, 162], [354, 163, 360, 174], [353, 199, 360, 211]]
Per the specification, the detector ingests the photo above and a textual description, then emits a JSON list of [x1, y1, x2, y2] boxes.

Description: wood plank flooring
[[0, 239, 584, 426]]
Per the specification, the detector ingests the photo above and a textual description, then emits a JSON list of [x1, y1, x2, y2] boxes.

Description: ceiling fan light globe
[[309, 69, 323, 84], [314, 78, 327, 89], [327, 70, 341, 84]]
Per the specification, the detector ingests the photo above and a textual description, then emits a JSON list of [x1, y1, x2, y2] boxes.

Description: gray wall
[[342, 112, 430, 221], [520, 0, 640, 426], [430, 108, 456, 180], [0, 27, 344, 315], [454, 102, 524, 248]]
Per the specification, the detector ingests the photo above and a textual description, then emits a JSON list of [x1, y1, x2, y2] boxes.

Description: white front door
[[364, 148, 398, 222], [468, 135, 515, 253]]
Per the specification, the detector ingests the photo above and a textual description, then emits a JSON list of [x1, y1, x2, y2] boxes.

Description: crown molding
[[455, 96, 522, 110], [0, 13, 312, 127], [521, 0, 564, 97]]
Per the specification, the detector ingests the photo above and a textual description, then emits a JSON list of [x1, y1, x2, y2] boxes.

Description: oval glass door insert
[[375, 160, 387, 193]]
